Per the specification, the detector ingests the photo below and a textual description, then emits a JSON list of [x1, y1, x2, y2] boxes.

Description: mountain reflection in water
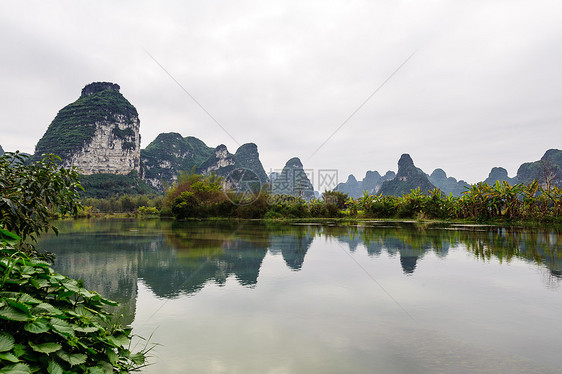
[[38, 219, 561, 325]]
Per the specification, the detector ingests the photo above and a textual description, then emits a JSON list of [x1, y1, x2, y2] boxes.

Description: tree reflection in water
[[38, 219, 562, 324]]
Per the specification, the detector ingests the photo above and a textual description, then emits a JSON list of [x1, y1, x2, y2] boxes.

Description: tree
[[322, 190, 348, 210], [540, 159, 559, 191], [0, 152, 82, 251]]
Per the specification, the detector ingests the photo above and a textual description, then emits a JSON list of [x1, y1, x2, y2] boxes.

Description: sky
[[1, 0, 561, 185]]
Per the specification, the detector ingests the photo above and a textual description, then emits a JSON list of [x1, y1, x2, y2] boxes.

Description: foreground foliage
[[0, 231, 149, 373], [1, 152, 151, 373], [0, 152, 82, 250]]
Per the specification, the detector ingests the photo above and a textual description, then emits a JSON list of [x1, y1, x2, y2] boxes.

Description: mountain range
[[12, 81, 562, 198]]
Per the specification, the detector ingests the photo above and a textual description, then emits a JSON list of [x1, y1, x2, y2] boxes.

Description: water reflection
[[38, 219, 562, 322]]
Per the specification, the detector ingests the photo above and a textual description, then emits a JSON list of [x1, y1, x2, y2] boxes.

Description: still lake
[[38, 219, 562, 374]]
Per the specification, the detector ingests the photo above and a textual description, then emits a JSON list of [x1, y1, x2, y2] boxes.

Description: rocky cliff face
[[517, 149, 562, 187], [197, 143, 268, 184], [141, 133, 214, 190], [379, 154, 436, 196], [233, 143, 268, 183], [141, 134, 268, 192], [198, 144, 237, 175], [35, 82, 140, 175]]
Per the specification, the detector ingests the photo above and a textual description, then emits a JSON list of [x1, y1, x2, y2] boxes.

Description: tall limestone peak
[[428, 168, 469, 197], [198, 144, 237, 175], [397, 153, 415, 171], [0, 144, 4, 156], [81, 82, 121, 97], [140, 134, 268, 191], [233, 143, 268, 183], [430, 168, 447, 181], [34, 81, 140, 175], [285, 157, 304, 169], [198, 143, 268, 182], [271, 157, 314, 199], [484, 167, 515, 185], [379, 153, 435, 196], [517, 149, 562, 187], [335, 170, 394, 198], [140, 133, 214, 190], [334, 174, 361, 197]]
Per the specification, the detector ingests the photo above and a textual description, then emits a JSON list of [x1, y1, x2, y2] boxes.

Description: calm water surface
[[38, 219, 562, 374]]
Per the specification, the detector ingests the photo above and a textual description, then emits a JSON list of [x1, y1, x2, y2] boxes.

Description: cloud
[[1, 0, 561, 183]]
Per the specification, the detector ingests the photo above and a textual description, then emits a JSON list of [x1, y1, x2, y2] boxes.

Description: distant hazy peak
[[346, 174, 358, 183], [285, 157, 303, 168], [430, 168, 447, 181], [398, 153, 414, 170]]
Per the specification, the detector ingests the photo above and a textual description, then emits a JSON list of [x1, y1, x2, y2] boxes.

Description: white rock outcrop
[[62, 114, 141, 175]]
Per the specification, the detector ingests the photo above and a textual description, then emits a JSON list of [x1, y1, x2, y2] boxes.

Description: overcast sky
[[1, 0, 561, 184]]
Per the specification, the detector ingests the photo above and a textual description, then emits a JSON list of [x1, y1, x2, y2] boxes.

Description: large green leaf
[[29, 278, 49, 289], [0, 363, 31, 374], [11, 344, 26, 358], [106, 348, 118, 365], [89, 362, 113, 374], [73, 305, 94, 318], [47, 359, 63, 374], [56, 350, 87, 366], [87, 367, 105, 374], [0, 351, 19, 363], [107, 333, 130, 348], [0, 333, 15, 352], [5, 300, 30, 316], [16, 293, 41, 305], [0, 228, 21, 246], [31, 303, 62, 316], [24, 318, 50, 334], [0, 305, 29, 322], [61, 279, 80, 293], [20, 266, 36, 277], [49, 318, 75, 337], [28, 341, 62, 354], [73, 325, 99, 334]]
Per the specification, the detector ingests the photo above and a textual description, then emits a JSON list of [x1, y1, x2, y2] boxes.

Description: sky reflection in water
[[39, 220, 562, 374]]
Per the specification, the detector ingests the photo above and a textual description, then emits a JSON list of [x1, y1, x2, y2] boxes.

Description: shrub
[[0, 152, 82, 251]]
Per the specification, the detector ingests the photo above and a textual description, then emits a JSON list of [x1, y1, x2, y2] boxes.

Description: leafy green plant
[[0, 232, 151, 373], [0, 152, 82, 251]]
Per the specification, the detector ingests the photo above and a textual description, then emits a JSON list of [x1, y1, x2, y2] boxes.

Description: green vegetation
[[141, 133, 214, 190], [161, 171, 562, 224], [0, 152, 82, 250], [1, 152, 150, 373], [78, 172, 157, 199], [35, 89, 137, 160], [517, 149, 562, 187], [359, 181, 561, 223], [163, 173, 237, 219], [111, 127, 135, 140], [0, 238, 150, 373], [81, 195, 163, 215]]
